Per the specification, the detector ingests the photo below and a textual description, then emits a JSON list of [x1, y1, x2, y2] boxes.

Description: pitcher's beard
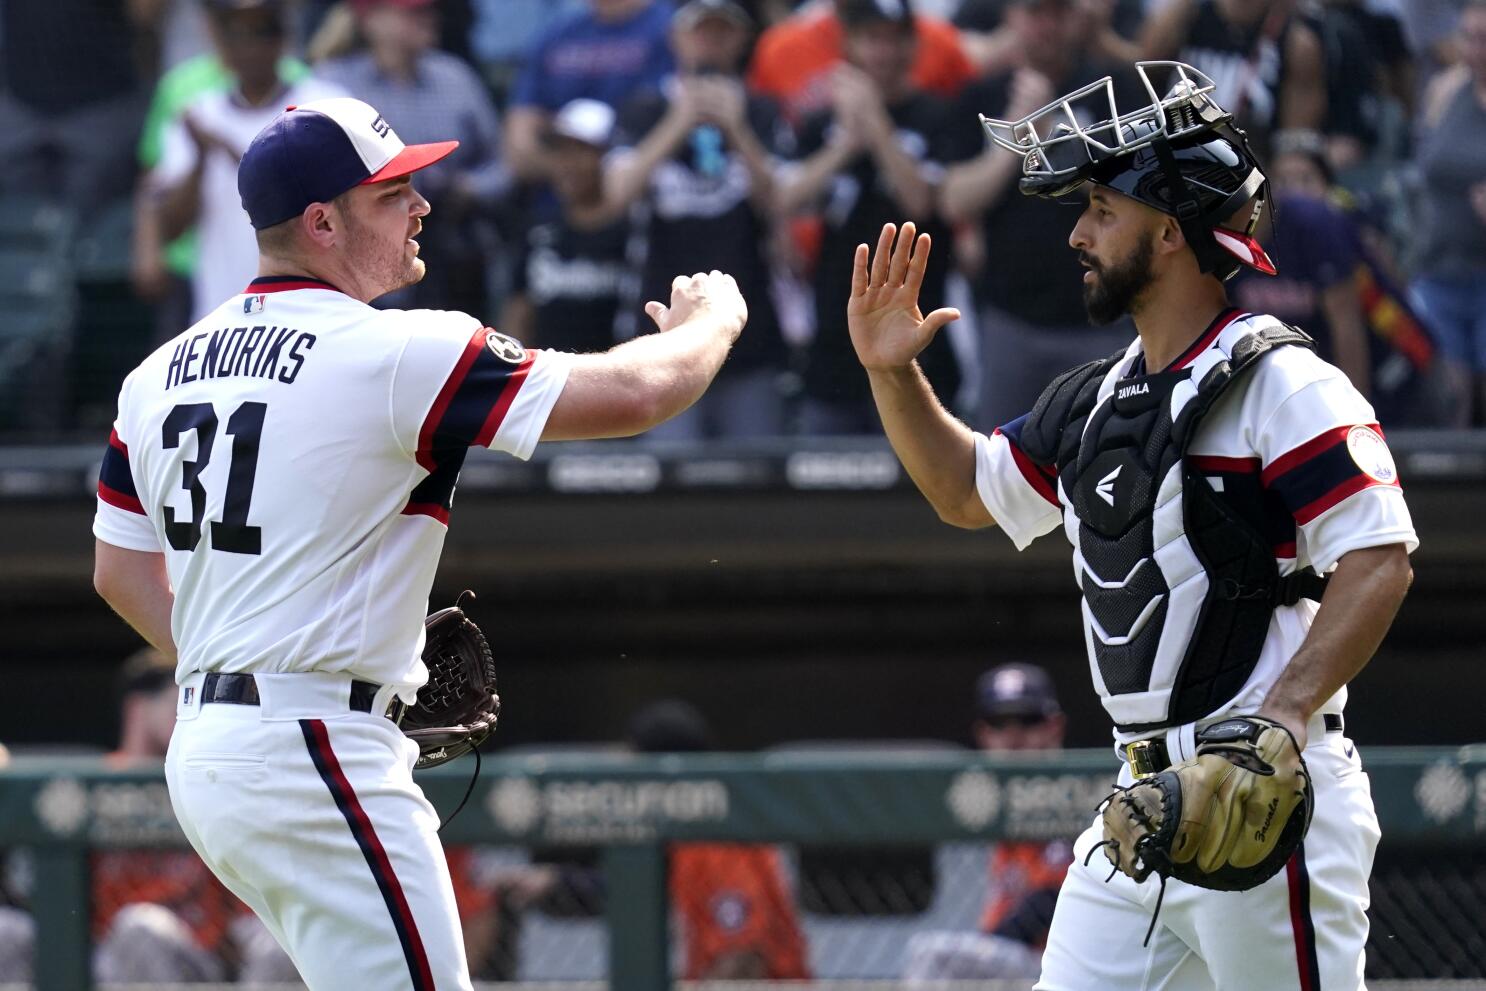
[[1083, 235, 1155, 325]]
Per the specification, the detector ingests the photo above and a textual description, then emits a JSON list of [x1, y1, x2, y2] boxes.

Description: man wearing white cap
[[91, 97, 748, 989]]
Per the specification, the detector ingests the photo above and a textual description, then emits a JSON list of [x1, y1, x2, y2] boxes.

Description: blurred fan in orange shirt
[[748, 0, 975, 123], [672, 843, 810, 979]]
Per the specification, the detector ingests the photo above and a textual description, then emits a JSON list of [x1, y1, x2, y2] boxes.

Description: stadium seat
[[73, 198, 134, 284], [0, 196, 75, 255]]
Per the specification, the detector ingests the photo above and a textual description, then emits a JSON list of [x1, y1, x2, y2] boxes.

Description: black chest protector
[[1020, 324, 1328, 734]]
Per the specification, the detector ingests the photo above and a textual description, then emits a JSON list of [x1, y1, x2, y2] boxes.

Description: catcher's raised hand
[[847, 221, 960, 372]]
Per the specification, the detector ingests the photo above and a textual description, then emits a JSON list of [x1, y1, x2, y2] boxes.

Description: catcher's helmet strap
[[1148, 134, 1273, 278]]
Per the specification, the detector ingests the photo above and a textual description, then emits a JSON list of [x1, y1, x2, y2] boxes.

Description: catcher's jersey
[[94, 277, 570, 693], [973, 310, 1418, 742]]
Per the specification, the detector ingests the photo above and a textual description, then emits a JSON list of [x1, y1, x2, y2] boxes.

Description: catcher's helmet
[[979, 62, 1275, 281]]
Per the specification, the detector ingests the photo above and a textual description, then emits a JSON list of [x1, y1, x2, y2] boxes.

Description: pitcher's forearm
[[867, 365, 992, 528]]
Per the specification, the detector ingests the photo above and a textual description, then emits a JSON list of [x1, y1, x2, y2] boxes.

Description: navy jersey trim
[[244, 275, 344, 295], [300, 719, 436, 991], [1286, 847, 1322, 991], [99, 429, 145, 515], [1263, 424, 1397, 525], [416, 327, 534, 471], [995, 415, 1058, 506]]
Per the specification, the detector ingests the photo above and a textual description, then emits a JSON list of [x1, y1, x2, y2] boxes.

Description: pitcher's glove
[[399, 594, 500, 770], [1099, 715, 1314, 892]]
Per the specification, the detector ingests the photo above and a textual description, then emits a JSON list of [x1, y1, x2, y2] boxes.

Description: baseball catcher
[[398, 593, 501, 770]]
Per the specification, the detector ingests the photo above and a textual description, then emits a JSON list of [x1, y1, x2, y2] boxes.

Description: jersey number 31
[[162, 401, 265, 555]]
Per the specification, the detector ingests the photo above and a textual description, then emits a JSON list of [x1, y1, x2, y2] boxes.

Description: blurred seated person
[[482, 700, 811, 981], [131, 44, 315, 338], [939, 0, 1136, 428], [1231, 130, 1373, 400], [500, 99, 631, 352], [606, 0, 792, 439], [0, 648, 245, 983], [1235, 130, 1440, 425], [952, 0, 1145, 77], [1099, 0, 1327, 148], [1410, 1, 1486, 427], [749, 0, 976, 125], [778, 0, 961, 434], [318, 0, 510, 313], [1311, 0, 1415, 173], [503, 0, 677, 183], [903, 663, 1072, 984], [469, 0, 587, 94], [0, 0, 151, 213], [145, 0, 346, 321]]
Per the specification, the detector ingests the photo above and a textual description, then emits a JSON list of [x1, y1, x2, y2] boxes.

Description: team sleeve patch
[[1262, 423, 1399, 525], [98, 429, 145, 515], [416, 327, 535, 470]]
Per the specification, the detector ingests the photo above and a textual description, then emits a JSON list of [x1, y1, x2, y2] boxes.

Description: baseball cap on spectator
[[839, 0, 916, 29], [975, 663, 1061, 721], [674, 0, 753, 29], [626, 699, 717, 753], [238, 97, 458, 230], [549, 98, 618, 148]]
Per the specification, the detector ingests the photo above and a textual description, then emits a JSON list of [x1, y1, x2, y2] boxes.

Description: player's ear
[[301, 202, 338, 249], [1154, 214, 1186, 256]]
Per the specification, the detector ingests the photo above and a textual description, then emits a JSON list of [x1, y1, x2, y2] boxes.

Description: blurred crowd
[[1, 0, 1484, 436]]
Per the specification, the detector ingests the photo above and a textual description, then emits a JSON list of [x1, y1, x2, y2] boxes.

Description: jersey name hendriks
[[94, 279, 571, 695], [163, 324, 317, 389]]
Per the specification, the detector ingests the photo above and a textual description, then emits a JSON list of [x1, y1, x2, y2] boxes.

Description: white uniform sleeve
[[389, 311, 572, 463], [1248, 353, 1418, 571], [973, 428, 1063, 551], [93, 411, 162, 552]]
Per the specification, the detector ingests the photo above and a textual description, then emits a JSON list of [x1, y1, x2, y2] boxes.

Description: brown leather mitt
[[1100, 715, 1314, 892]]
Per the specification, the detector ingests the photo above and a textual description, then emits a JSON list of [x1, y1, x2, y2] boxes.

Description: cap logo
[[371, 114, 391, 138]]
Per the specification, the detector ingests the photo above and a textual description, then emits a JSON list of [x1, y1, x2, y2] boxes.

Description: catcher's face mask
[[978, 61, 1276, 281]]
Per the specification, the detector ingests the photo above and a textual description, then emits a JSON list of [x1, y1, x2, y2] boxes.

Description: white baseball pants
[[164, 672, 473, 991]]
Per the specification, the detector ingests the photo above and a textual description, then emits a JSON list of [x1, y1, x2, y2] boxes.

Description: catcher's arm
[[1259, 543, 1412, 747]]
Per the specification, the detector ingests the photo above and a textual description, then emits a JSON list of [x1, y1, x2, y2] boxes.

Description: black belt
[[1125, 713, 1343, 778], [200, 672, 383, 714]]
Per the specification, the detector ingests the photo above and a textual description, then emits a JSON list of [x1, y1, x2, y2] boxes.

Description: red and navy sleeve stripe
[[995, 414, 1059, 506], [1262, 424, 1397, 525], [415, 327, 533, 472], [98, 429, 146, 515]]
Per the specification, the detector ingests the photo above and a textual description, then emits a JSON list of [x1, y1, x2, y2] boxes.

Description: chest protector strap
[[1022, 324, 1329, 734]]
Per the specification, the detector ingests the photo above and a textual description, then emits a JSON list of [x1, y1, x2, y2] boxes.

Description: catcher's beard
[[1083, 233, 1156, 325]]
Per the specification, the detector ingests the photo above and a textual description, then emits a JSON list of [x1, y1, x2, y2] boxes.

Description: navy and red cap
[[237, 97, 458, 230], [975, 663, 1062, 720]]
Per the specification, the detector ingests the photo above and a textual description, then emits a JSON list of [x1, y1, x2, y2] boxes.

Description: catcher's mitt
[[1099, 715, 1314, 893], [399, 594, 500, 770]]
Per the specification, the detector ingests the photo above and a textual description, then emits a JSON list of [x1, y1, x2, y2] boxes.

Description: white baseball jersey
[[971, 310, 1418, 742], [94, 277, 571, 694]]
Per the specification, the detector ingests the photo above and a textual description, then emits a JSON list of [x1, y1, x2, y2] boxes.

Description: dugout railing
[[1, 748, 1483, 990]]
